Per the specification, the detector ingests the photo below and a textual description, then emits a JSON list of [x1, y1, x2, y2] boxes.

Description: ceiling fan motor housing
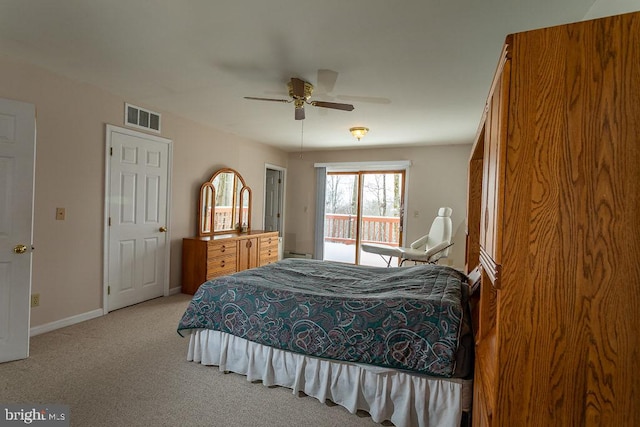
[[288, 81, 314, 101]]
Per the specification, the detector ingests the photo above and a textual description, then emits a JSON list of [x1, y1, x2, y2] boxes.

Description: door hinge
[[108, 286, 111, 295], [277, 213, 280, 218], [278, 178, 281, 184], [108, 217, 111, 226], [110, 147, 113, 156]]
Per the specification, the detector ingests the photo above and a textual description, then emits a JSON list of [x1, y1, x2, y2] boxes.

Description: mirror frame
[[198, 168, 252, 236]]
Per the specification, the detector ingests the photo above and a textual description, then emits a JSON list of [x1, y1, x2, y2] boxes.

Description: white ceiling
[[0, 0, 603, 151]]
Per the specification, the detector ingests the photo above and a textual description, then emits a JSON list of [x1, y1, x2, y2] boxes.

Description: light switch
[[56, 208, 65, 220]]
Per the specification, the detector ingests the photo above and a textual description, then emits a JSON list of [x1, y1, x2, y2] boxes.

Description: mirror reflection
[[198, 168, 252, 236], [241, 187, 250, 227], [200, 183, 214, 234]]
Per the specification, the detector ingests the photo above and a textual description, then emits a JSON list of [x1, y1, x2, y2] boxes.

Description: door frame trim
[[102, 124, 173, 314], [263, 163, 286, 234]]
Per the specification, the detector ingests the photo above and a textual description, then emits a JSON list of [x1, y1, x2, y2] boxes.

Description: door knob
[[159, 226, 167, 232], [13, 244, 28, 254]]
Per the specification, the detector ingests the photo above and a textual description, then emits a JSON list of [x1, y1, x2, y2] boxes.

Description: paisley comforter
[[177, 258, 471, 377]]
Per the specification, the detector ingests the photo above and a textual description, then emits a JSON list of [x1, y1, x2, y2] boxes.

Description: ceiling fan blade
[[291, 78, 306, 98], [336, 94, 392, 105], [316, 69, 339, 95], [244, 97, 290, 103], [310, 101, 354, 111], [295, 106, 305, 120]]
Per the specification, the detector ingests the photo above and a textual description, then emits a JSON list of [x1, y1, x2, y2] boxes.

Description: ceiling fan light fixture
[[349, 127, 369, 141]]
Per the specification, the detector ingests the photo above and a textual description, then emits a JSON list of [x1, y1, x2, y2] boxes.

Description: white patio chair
[[361, 207, 453, 267]]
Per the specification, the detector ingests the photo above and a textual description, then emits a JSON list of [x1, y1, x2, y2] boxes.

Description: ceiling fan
[[244, 77, 355, 120]]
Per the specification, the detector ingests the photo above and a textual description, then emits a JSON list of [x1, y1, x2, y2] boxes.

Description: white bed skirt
[[186, 329, 471, 427]]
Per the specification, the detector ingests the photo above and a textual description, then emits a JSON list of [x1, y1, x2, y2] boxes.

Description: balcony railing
[[213, 207, 249, 230], [324, 213, 400, 246]]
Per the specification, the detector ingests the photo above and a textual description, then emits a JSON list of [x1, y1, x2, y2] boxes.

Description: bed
[[177, 258, 474, 427]]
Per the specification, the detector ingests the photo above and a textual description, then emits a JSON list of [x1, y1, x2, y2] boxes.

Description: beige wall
[[0, 55, 288, 328], [585, 0, 640, 19], [284, 144, 472, 269], [168, 119, 287, 295], [0, 56, 472, 330]]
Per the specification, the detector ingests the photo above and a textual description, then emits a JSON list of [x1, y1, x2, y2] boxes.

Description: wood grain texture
[[237, 237, 259, 271], [259, 235, 280, 265], [472, 11, 640, 427], [466, 154, 483, 272], [480, 55, 510, 268], [182, 231, 278, 294]]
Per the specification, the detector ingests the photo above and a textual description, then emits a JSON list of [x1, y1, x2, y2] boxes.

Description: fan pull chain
[[299, 120, 304, 159]]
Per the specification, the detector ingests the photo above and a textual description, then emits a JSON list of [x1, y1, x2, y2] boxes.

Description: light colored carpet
[[0, 294, 382, 427]]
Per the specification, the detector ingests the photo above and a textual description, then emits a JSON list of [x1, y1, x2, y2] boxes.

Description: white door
[[264, 168, 282, 232], [105, 125, 171, 312], [0, 98, 36, 363]]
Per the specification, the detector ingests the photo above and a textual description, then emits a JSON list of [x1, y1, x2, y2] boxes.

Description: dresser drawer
[[259, 234, 279, 265], [207, 240, 237, 259], [206, 254, 236, 277], [260, 246, 278, 259], [260, 235, 278, 249], [206, 264, 236, 280], [259, 253, 279, 265]]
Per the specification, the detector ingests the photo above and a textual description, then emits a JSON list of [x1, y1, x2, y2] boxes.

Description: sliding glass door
[[359, 172, 404, 266], [323, 170, 405, 266], [323, 173, 359, 263]]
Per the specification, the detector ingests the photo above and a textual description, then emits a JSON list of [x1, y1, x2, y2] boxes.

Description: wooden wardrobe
[[466, 11, 640, 426]]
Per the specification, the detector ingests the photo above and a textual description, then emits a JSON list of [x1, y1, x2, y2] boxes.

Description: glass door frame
[[323, 169, 406, 265]]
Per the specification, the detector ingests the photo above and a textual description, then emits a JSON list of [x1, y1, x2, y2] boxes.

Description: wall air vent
[[125, 103, 161, 133]]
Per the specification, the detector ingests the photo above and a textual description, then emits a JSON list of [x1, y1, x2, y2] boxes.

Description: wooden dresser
[[467, 12, 640, 426], [182, 230, 279, 294]]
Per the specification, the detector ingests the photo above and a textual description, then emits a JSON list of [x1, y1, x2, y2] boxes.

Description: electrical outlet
[[31, 293, 40, 307]]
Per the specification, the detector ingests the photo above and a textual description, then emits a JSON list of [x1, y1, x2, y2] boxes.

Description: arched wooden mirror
[[198, 168, 252, 236]]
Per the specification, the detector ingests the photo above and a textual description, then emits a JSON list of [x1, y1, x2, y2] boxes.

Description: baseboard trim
[[30, 308, 104, 337], [30, 289, 182, 336]]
